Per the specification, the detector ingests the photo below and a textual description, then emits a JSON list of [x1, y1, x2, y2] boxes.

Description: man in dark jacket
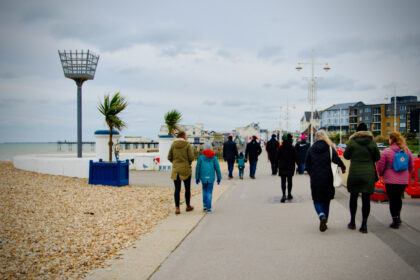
[[223, 135, 238, 179], [266, 134, 279, 175], [245, 135, 262, 179], [295, 134, 310, 174]]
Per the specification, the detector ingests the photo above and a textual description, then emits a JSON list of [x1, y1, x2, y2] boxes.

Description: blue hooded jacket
[[195, 149, 222, 183]]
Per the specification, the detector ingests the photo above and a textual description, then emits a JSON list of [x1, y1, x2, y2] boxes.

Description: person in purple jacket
[[376, 132, 414, 229]]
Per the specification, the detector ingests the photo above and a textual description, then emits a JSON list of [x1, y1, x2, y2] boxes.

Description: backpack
[[389, 149, 409, 172]]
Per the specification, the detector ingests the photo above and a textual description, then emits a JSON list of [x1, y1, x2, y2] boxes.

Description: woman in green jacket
[[344, 123, 380, 233], [168, 130, 195, 214]]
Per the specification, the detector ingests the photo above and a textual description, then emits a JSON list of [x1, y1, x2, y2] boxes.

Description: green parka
[[168, 138, 194, 180], [344, 131, 380, 194]]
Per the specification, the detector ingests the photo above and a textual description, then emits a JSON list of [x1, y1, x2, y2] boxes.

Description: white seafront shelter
[[13, 131, 173, 179]]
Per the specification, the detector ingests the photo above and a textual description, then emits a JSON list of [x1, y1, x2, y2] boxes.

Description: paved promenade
[[150, 160, 420, 280]]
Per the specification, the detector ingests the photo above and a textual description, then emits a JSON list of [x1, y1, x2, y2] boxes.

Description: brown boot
[[186, 205, 194, 212], [175, 207, 181, 215]]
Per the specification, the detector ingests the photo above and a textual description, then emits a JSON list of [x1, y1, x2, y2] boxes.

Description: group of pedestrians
[[306, 123, 413, 233], [167, 125, 414, 234]]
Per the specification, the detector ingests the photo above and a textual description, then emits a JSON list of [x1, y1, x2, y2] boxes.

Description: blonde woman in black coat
[[305, 130, 346, 232]]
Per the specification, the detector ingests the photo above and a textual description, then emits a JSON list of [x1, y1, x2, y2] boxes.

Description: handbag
[[330, 146, 345, 188]]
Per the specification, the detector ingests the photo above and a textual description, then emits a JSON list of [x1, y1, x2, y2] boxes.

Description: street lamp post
[[296, 49, 330, 145], [58, 50, 99, 158]]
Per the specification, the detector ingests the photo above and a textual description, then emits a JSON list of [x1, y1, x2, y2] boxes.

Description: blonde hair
[[389, 132, 408, 152], [176, 130, 187, 140], [314, 130, 336, 149]]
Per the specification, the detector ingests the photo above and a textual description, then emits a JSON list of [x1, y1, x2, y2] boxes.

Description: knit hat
[[300, 134, 306, 140], [204, 141, 213, 150], [271, 134, 276, 138], [356, 123, 367, 132]]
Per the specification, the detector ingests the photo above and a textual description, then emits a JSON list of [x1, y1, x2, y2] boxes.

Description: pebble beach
[[0, 162, 200, 279]]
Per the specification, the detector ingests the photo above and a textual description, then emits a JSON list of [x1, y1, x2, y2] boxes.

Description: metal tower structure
[[58, 50, 99, 158]]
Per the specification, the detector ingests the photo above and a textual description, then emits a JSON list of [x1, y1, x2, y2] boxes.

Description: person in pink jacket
[[376, 132, 414, 229]]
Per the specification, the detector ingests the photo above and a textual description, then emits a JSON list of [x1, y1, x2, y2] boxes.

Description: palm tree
[[164, 110, 182, 136], [98, 92, 128, 162]]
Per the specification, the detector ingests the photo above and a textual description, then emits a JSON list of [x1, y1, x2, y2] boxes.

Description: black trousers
[[270, 159, 277, 175], [281, 175, 293, 195], [174, 175, 191, 207], [385, 184, 406, 218], [349, 192, 371, 223]]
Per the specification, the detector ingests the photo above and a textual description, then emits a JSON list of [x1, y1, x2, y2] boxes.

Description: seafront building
[[349, 96, 420, 136], [311, 95, 420, 137], [319, 103, 355, 135]]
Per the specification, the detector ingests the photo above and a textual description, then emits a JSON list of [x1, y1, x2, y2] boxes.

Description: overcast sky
[[1, 0, 420, 142]]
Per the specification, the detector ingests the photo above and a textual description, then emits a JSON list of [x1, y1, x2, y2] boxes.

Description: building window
[[366, 123, 371, 130], [387, 122, 391, 127], [365, 108, 371, 113], [400, 105, 407, 111], [400, 123, 406, 128], [365, 116, 371, 121], [400, 114, 406, 120], [360, 116, 363, 121], [387, 131, 391, 135]]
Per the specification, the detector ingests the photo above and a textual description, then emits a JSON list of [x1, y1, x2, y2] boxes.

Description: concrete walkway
[[150, 160, 420, 280]]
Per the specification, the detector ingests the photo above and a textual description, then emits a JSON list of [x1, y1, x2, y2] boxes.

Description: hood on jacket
[[349, 131, 374, 145], [172, 139, 189, 149], [202, 149, 215, 158], [311, 140, 330, 154]]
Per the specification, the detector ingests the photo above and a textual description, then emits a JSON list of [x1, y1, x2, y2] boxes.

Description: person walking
[[245, 135, 262, 179], [305, 130, 346, 232], [376, 132, 413, 229], [295, 134, 310, 174], [266, 134, 280, 175], [168, 130, 195, 215], [344, 123, 380, 233], [223, 135, 238, 179], [276, 134, 298, 202], [237, 152, 246, 179], [196, 142, 222, 213]]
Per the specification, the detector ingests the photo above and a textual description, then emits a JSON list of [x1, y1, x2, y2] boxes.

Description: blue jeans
[[238, 167, 244, 177], [227, 160, 235, 177], [249, 161, 257, 177], [202, 183, 214, 211], [313, 200, 331, 219], [298, 162, 305, 174]]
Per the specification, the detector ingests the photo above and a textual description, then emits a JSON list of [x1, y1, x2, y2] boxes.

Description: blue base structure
[[89, 159, 129, 187]]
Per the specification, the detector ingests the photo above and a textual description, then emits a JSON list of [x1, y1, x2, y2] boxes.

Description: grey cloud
[[258, 46, 283, 59], [277, 80, 303, 89], [216, 49, 233, 59], [318, 76, 376, 91], [222, 100, 245, 107], [0, 72, 19, 79], [203, 100, 217, 106], [159, 43, 196, 57], [263, 83, 272, 89], [301, 33, 420, 60]]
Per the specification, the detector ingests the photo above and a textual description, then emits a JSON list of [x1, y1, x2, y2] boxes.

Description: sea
[[0, 143, 96, 162]]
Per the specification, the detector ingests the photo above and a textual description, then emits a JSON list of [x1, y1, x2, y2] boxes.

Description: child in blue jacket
[[196, 142, 222, 213], [237, 152, 246, 179]]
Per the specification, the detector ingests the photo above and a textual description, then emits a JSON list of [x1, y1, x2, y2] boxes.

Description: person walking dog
[[305, 130, 346, 232], [344, 123, 380, 233], [245, 136, 262, 179], [376, 132, 413, 229], [223, 135, 238, 179], [196, 142, 222, 213], [168, 130, 195, 215]]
